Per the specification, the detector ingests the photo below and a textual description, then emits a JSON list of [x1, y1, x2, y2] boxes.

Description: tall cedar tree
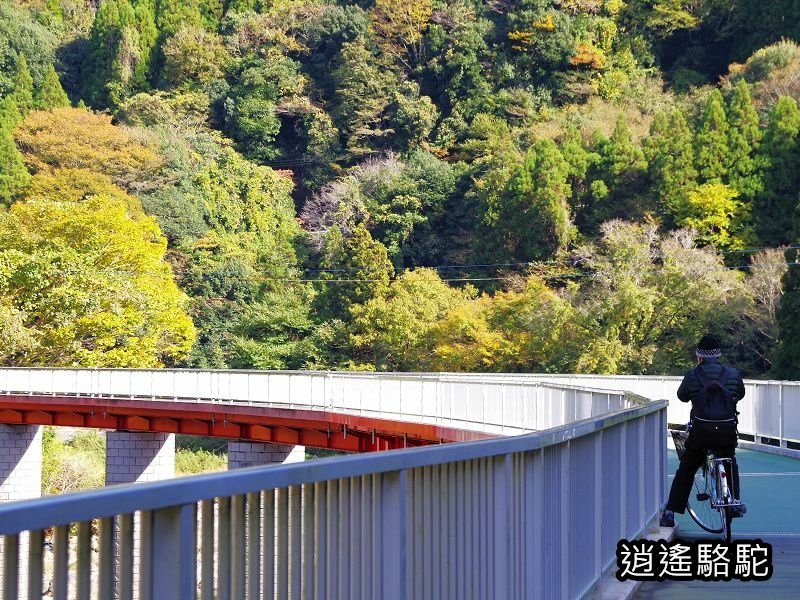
[[315, 224, 394, 320], [0, 97, 29, 204], [85, 0, 138, 108], [645, 108, 697, 225], [36, 65, 70, 109], [501, 138, 572, 261], [695, 89, 730, 183], [726, 80, 762, 200], [11, 54, 35, 115], [151, 0, 205, 86], [595, 117, 647, 193], [754, 96, 800, 245], [132, 0, 158, 90], [583, 117, 647, 231]]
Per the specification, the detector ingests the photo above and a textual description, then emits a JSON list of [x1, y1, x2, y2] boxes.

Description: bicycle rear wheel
[[686, 465, 724, 533]]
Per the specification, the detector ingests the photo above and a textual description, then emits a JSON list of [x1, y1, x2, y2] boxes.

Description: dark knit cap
[[696, 334, 721, 359]]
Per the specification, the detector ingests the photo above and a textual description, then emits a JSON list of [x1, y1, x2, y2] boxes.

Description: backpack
[[692, 366, 737, 423]]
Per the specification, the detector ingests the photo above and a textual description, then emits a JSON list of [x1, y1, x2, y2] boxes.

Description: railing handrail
[[2, 365, 799, 384]]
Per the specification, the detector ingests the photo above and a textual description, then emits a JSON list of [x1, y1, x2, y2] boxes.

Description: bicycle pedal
[[696, 493, 709, 501]]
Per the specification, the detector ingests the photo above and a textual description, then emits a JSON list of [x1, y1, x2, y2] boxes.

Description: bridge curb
[[587, 522, 678, 600], [737, 440, 800, 460]]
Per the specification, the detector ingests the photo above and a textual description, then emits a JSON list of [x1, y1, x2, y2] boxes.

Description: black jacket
[[677, 358, 745, 420]]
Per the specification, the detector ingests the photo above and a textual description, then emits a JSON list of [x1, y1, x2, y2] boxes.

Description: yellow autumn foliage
[[0, 194, 195, 367], [14, 107, 162, 190]]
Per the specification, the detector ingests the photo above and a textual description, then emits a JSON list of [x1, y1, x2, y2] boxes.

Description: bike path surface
[[636, 448, 800, 599]]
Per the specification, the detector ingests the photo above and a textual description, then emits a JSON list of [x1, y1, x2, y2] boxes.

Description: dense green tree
[[225, 95, 281, 161], [421, 6, 493, 124], [330, 39, 397, 156], [499, 138, 572, 261], [11, 54, 35, 114], [224, 0, 259, 14], [315, 223, 394, 320], [695, 89, 731, 183], [644, 108, 697, 226], [733, 0, 800, 61], [773, 248, 800, 379], [223, 53, 306, 162], [462, 114, 525, 263], [155, 0, 203, 36], [348, 269, 468, 370], [231, 286, 319, 370], [753, 96, 800, 245], [386, 81, 438, 150], [726, 80, 762, 199], [0, 97, 29, 204], [0, 95, 21, 132], [84, 0, 139, 108], [301, 4, 370, 93], [131, 0, 159, 89], [583, 116, 648, 231], [503, 0, 576, 94], [595, 117, 647, 191], [162, 25, 229, 87], [400, 150, 460, 266], [0, 3, 58, 97], [35, 65, 71, 109]]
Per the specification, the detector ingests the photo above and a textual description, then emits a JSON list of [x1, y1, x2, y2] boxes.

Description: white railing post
[[779, 383, 785, 448]]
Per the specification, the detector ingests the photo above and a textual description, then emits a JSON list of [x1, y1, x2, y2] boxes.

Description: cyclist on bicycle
[[660, 334, 746, 528]]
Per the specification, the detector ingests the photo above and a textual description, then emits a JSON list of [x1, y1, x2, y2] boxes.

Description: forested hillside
[[1, 0, 800, 377]]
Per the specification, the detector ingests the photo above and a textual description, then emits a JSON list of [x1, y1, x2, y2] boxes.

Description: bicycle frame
[[710, 455, 735, 509]]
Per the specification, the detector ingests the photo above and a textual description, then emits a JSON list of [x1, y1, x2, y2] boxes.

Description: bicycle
[[670, 429, 738, 542]]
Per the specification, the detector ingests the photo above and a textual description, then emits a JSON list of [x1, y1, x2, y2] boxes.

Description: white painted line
[[739, 472, 800, 476], [730, 532, 800, 537]]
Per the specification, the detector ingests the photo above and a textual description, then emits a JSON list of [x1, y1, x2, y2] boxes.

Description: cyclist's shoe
[[659, 510, 675, 527], [730, 501, 747, 518]]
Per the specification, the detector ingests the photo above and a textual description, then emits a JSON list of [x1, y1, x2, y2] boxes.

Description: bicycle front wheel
[[686, 467, 724, 533]]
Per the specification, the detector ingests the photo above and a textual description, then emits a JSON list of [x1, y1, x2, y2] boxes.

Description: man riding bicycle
[[660, 334, 747, 528]]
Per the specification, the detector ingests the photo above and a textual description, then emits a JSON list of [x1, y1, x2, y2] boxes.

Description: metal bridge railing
[[524, 374, 800, 447], [0, 368, 639, 437], [0, 393, 667, 600]]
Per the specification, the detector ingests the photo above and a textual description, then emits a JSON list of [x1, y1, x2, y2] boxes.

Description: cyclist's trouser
[[665, 427, 739, 513]]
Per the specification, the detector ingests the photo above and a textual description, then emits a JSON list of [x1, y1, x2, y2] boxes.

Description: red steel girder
[[0, 394, 493, 452]]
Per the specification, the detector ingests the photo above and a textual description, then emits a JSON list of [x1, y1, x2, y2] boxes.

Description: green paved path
[[636, 448, 800, 599]]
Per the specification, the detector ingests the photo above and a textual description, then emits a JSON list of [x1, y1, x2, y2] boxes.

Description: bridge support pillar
[[227, 442, 305, 469], [0, 425, 42, 599], [0, 424, 42, 502], [106, 432, 175, 485]]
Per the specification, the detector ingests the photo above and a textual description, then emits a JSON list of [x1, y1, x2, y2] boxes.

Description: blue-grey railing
[[0, 391, 667, 600]]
